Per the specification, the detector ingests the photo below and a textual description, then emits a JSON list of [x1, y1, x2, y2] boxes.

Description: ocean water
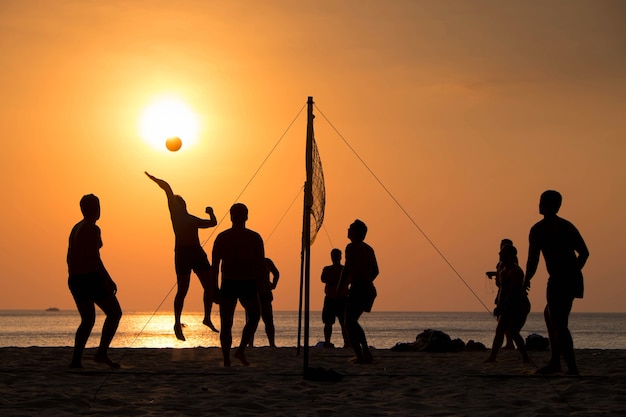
[[1, 310, 625, 350]]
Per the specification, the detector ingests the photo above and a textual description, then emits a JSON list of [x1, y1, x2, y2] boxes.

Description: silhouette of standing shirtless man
[[525, 190, 589, 375], [211, 203, 266, 366], [67, 194, 122, 369]]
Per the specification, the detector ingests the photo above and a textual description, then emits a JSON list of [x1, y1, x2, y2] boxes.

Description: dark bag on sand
[[526, 333, 550, 351], [414, 329, 455, 352]]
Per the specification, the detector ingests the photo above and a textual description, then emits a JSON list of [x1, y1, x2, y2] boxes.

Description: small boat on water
[[45, 307, 60, 312]]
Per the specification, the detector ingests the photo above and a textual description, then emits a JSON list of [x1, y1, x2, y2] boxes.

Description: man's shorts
[[220, 279, 258, 300], [348, 283, 377, 313], [322, 296, 347, 324], [175, 245, 210, 275], [68, 272, 111, 303]]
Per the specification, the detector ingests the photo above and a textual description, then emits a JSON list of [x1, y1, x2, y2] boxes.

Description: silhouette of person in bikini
[[485, 243, 530, 363], [486, 238, 516, 350]]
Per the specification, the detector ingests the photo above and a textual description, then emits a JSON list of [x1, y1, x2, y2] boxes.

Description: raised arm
[[145, 172, 174, 199], [198, 206, 218, 229]]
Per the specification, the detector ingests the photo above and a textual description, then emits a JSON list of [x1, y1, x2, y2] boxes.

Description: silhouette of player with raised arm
[[145, 172, 218, 341]]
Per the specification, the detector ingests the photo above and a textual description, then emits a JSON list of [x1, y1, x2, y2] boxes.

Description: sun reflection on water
[[115, 312, 231, 348]]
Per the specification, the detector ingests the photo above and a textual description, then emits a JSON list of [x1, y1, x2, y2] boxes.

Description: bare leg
[[235, 295, 261, 366], [551, 295, 578, 374], [219, 297, 237, 367], [346, 302, 371, 364], [337, 298, 351, 348], [174, 273, 191, 341], [261, 301, 276, 347], [512, 332, 530, 363], [236, 296, 260, 366], [323, 323, 333, 347], [93, 294, 122, 369], [70, 301, 96, 368], [536, 303, 562, 374], [245, 310, 255, 347], [339, 321, 351, 348], [503, 330, 515, 349], [198, 270, 219, 332], [485, 316, 508, 362]]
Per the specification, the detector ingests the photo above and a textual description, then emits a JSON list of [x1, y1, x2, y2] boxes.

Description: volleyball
[[165, 136, 182, 152]]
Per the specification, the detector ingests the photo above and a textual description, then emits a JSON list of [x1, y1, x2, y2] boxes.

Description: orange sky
[[1, 1, 625, 314]]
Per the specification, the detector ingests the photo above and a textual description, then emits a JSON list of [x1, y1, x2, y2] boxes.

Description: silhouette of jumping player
[[145, 172, 218, 341], [321, 248, 350, 348], [525, 190, 589, 375], [485, 244, 530, 363], [211, 203, 266, 366], [67, 194, 122, 369], [339, 220, 379, 364]]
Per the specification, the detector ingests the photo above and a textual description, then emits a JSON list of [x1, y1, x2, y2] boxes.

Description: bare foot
[[174, 323, 186, 341], [484, 356, 496, 363], [94, 353, 120, 369], [235, 349, 250, 366], [69, 361, 84, 369], [202, 319, 219, 333]]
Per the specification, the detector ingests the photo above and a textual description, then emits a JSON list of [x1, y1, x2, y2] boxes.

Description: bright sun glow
[[140, 97, 200, 151]]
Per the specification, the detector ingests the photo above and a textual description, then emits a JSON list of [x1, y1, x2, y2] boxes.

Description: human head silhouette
[[539, 190, 562, 216], [80, 194, 100, 220], [230, 203, 248, 224], [330, 248, 342, 263], [499, 243, 517, 263], [348, 219, 368, 242], [500, 238, 513, 248]]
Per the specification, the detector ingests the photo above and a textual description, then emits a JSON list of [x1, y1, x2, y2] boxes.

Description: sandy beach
[[1, 346, 625, 416]]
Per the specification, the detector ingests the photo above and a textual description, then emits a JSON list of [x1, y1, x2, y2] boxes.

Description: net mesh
[[310, 134, 325, 244]]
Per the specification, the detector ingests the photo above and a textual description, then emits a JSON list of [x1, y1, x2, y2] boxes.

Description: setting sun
[[139, 97, 200, 151]]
